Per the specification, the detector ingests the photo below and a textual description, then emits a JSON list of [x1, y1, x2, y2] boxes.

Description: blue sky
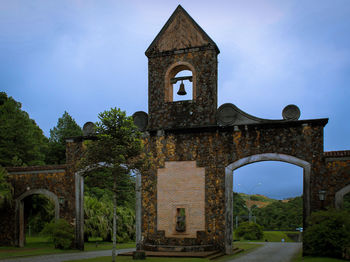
[[2, 0, 350, 199]]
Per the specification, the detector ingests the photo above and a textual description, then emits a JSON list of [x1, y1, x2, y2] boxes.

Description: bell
[[177, 81, 187, 96]]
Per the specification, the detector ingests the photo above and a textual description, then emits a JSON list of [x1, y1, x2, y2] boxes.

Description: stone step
[[120, 250, 220, 258], [143, 244, 215, 252]]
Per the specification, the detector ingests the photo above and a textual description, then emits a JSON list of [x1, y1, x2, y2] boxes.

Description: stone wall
[[141, 119, 328, 251], [0, 165, 74, 246], [323, 152, 350, 209], [147, 48, 218, 130], [0, 138, 85, 247]]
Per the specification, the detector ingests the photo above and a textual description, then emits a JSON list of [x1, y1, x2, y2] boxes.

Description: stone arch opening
[[224, 153, 311, 254], [335, 183, 350, 209], [15, 189, 59, 247], [164, 62, 196, 102], [233, 161, 303, 224]]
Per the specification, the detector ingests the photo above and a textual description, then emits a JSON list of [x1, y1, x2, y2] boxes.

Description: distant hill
[[238, 193, 278, 208], [233, 193, 303, 230]]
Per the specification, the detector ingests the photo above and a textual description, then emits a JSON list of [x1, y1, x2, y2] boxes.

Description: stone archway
[[15, 189, 60, 247], [224, 153, 311, 254], [335, 184, 350, 209]]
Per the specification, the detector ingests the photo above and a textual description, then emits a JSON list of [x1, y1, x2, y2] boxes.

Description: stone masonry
[[135, 5, 350, 254]]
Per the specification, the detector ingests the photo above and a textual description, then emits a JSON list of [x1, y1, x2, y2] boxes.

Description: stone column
[[224, 167, 233, 254], [135, 171, 142, 250], [75, 173, 84, 250]]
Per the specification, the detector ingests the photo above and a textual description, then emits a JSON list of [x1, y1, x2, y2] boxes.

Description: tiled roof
[[5, 165, 67, 173], [324, 150, 350, 157]]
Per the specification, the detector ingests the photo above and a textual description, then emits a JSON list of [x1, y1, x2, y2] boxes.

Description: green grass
[[293, 256, 347, 262], [233, 230, 299, 242], [65, 242, 262, 262], [0, 236, 135, 259], [290, 247, 347, 262]]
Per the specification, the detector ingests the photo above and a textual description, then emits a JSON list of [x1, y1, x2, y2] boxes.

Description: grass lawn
[[0, 236, 135, 259], [233, 230, 299, 242], [65, 242, 262, 262], [291, 249, 347, 262], [293, 256, 347, 262]]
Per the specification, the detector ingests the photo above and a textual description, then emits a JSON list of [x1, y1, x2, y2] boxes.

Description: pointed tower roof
[[145, 5, 219, 57]]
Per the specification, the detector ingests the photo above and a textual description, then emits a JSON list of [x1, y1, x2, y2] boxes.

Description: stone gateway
[[0, 5, 349, 254], [134, 5, 350, 254]]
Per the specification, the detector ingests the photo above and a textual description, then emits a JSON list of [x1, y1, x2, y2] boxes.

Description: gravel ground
[[229, 242, 302, 262], [0, 248, 135, 262]]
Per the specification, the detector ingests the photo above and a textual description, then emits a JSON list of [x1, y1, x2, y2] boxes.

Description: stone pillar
[[135, 171, 142, 250], [18, 200, 24, 248], [75, 173, 84, 250], [225, 167, 233, 254]]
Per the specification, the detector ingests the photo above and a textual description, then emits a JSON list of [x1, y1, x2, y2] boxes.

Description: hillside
[[238, 193, 278, 208]]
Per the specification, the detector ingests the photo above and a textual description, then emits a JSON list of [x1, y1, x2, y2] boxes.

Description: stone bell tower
[[137, 5, 224, 254], [146, 5, 220, 130]]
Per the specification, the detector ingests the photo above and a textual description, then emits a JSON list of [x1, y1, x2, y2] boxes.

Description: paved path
[[229, 242, 302, 262], [0, 248, 135, 262], [1, 243, 301, 262]]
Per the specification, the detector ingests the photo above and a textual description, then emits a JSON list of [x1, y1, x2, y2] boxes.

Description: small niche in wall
[[175, 208, 186, 232]]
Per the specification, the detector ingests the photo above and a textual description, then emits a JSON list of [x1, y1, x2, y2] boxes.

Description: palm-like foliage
[[84, 194, 136, 242]]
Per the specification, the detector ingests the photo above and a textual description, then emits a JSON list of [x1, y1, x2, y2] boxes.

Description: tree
[[80, 108, 144, 262], [304, 209, 350, 258], [235, 222, 264, 240], [41, 219, 75, 249], [85, 169, 136, 209], [344, 193, 350, 212], [25, 195, 55, 235], [0, 166, 13, 208], [0, 92, 48, 166], [84, 193, 136, 242], [46, 111, 82, 164], [233, 192, 248, 216], [253, 196, 303, 230]]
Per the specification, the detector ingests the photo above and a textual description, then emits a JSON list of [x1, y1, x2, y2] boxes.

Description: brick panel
[[157, 161, 205, 238]]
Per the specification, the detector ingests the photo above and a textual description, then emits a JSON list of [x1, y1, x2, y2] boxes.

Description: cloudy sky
[[2, 0, 350, 199]]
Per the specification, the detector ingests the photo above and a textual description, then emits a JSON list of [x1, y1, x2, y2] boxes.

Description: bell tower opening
[[165, 62, 196, 102], [172, 70, 193, 102]]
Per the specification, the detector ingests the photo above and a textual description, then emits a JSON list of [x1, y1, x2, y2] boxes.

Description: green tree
[[25, 195, 55, 235], [46, 111, 82, 164], [84, 195, 112, 241], [235, 222, 264, 240], [80, 107, 144, 262], [0, 166, 13, 208], [233, 192, 248, 216], [85, 169, 136, 209], [304, 209, 350, 258], [84, 194, 135, 242], [344, 193, 350, 211], [0, 92, 48, 166], [41, 219, 75, 249], [253, 196, 302, 230]]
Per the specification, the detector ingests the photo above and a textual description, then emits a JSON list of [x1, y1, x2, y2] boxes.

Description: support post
[[225, 167, 233, 254], [75, 173, 84, 250], [19, 200, 24, 247], [135, 171, 142, 250]]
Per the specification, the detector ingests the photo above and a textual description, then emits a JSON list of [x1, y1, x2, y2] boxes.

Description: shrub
[[303, 209, 350, 258], [235, 222, 264, 240], [41, 219, 74, 249]]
